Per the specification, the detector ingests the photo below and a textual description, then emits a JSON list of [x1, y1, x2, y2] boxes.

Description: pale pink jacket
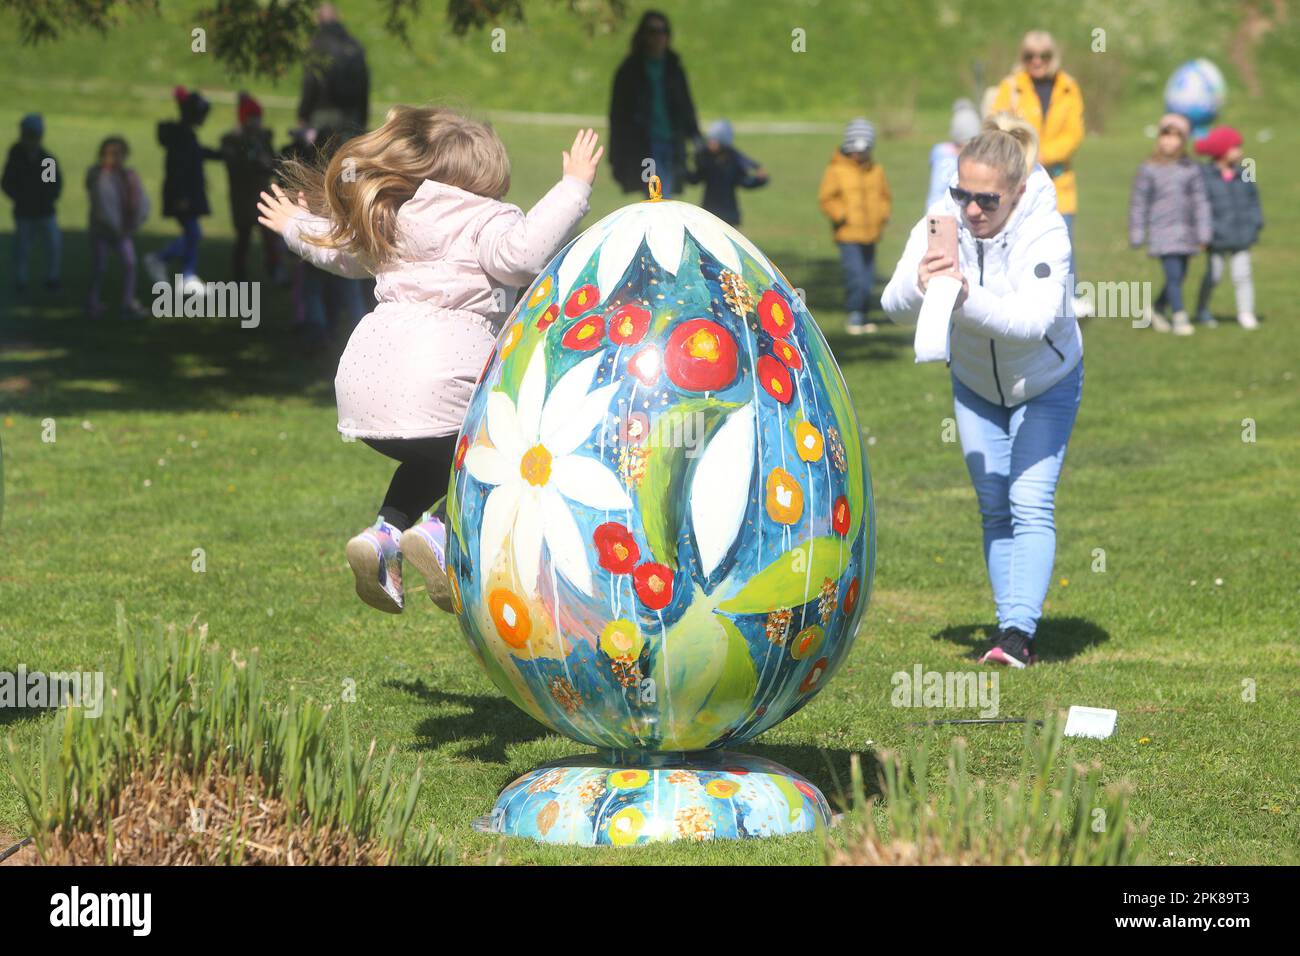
[[282, 174, 592, 439]]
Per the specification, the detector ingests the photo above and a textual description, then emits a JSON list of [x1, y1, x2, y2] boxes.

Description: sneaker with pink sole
[[979, 627, 1037, 668], [402, 514, 453, 612], [345, 518, 404, 613]]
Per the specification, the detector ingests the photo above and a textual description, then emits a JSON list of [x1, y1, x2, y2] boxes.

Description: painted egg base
[[482, 749, 831, 845]]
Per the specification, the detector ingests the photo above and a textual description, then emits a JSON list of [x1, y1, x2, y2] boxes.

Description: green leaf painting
[[717, 535, 848, 615], [650, 583, 758, 750], [637, 398, 741, 568]]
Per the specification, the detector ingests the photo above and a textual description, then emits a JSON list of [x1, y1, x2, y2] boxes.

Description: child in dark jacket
[[278, 125, 335, 343], [687, 120, 768, 226], [1193, 126, 1262, 330], [221, 92, 280, 281], [2, 113, 63, 292], [1128, 112, 1212, 336], [86, 136, 150, 319], [145, 86, 221, 289]]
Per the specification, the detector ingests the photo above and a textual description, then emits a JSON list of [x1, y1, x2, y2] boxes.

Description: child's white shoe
[[345, 518, 404, 613], [1147, 306, 1171, 333], [402, 514, 453, 612], [1171, 311, 1194, 336], [1237, 312, 1259, 330], [143, 252, 168, 286]]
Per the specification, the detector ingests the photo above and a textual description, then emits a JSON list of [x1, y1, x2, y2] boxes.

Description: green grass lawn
[[2, 13, 1299, 863]]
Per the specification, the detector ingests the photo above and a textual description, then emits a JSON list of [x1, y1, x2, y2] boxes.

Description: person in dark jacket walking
[[145, 87, 221, 289], [686, 119, 768, 226], [608, 10, 700, 198], [1193, 126, 1262, 330], [1128, 113, 1211, 336], [2, 113, 63, 292], [221, 92, 280, 281], [294, 4, 371, 333], [297, 3, 370, 152]]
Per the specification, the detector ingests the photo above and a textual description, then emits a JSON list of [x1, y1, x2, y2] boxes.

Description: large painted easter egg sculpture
[[445, 182, 874, 845]]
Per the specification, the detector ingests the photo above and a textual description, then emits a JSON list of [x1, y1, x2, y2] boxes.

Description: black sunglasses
[[950, 186, 1002, 212]]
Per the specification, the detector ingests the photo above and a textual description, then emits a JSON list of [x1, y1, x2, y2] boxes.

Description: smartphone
[[926, 214, 958, 264]]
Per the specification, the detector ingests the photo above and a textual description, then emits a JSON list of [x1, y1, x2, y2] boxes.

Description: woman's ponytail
[[959, 112, 1039, 188]]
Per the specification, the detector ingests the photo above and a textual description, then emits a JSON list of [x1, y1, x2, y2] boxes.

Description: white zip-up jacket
[[881, 166, 1082, 407]]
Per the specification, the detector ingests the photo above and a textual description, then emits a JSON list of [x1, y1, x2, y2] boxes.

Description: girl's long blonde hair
[[280, 105, 511, 266], [960, 112, 1039, 188]]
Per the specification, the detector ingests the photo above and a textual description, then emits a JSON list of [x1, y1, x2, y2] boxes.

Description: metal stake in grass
[[0, 836, 32, 863]]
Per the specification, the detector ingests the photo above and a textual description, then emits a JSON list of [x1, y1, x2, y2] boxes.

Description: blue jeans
[[952, 361, 1083, 636], [1154, 254, 1190, 314], [13, 215, 62, 284], [838, 242, 876, 315], [302, 266, 366, 335], [160, 216, 202, 278], [649, 138, 675, 197]]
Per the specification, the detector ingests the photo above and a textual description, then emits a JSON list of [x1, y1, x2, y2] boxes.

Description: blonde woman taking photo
[[882, 115, 1082, 668]]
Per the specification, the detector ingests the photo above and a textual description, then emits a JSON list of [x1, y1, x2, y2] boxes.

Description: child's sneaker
[[979, 627, 1037, 668], [402, 514, 453, 612], [1171, 311, 1194, 336], [1195, 309, 1219, 328], [345, 518, 404, 613], [1237, 312, 1259, 330], [846, 311, 872, 335], [1145, 305, 1171, 332], [143, 252, 168, 285]]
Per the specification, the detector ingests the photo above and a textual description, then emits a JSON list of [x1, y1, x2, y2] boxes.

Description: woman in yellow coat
[[818, 118, 891, 334], [990, 30, 1089, 314]]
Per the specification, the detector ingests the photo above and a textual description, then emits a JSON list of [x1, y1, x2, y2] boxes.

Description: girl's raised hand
[[257, 183, 308, 236], [563, 128, 604, 186]]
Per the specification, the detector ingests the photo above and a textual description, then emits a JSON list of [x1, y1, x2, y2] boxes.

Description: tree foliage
[[1, 0, 627, 78]]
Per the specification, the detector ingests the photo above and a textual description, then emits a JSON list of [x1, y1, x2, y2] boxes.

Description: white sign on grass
[[1063, 705, 1118, 739]]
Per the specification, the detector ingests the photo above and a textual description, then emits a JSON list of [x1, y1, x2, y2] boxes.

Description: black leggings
[[362, 435, 458, 531]]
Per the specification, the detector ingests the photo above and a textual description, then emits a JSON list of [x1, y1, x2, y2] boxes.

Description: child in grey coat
[[1128, 113, 1212, 335]]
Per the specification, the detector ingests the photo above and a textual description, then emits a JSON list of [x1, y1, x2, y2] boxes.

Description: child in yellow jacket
[[819, 118, 891, 334]]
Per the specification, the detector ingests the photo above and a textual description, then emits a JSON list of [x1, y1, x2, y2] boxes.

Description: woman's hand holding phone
[[919, 214, 966, 307], [918, 251, 969, 306]]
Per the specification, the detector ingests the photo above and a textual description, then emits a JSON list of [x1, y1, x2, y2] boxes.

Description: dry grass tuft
[[38, 760, 389, 866], [829, 832, 1033, 866]]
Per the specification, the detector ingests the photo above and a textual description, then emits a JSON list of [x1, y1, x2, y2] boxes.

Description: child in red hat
[[220, 92, 280, 281], [1193, 126, 1262, 330]]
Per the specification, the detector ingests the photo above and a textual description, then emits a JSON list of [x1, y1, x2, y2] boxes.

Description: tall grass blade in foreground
[[828, 714, 1146, 865], [3, 603, 454, 865]]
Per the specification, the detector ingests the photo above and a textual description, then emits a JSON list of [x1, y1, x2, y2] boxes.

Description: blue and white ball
[[1165, 59, 1227, 134]]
